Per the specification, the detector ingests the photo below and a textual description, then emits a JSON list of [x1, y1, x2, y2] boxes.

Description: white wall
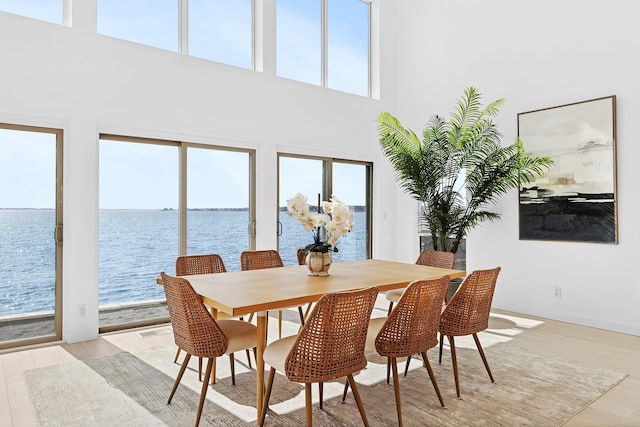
[[0, 0, 400, 342], [396, 0, 640, 336]]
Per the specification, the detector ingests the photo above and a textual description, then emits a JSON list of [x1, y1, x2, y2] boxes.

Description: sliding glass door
[[278, 154, 372, 265], [0, 124, 62, 349], [99, 135, 255, 331]]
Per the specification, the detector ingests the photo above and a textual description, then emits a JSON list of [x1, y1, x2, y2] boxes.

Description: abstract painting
[[518, 96, 617, 243]]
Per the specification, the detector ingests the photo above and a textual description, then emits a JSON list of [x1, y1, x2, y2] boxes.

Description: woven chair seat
[[217, 319, 257, 354], [263, 335, 297, 374], [385, 288, 403, 303]]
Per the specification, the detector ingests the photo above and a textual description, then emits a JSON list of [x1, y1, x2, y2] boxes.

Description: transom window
[[0, 0, 63, 24], [277, 0, 370, 96], [97, 0, 254, 70]]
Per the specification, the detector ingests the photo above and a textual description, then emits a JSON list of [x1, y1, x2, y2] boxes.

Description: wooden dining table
[[171, 258, 466, 423]]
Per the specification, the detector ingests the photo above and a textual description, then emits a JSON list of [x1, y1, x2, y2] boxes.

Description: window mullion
[[321, 0, 328, 88], [179, 0, 188, 54]]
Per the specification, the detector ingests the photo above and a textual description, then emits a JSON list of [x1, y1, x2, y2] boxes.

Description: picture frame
[[518, 95, 618, 244]]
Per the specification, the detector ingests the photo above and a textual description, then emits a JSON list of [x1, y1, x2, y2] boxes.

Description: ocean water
[[0, 209, 366, 316]]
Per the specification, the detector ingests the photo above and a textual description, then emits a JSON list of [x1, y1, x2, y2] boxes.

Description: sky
[[0, 0, 369, 209]]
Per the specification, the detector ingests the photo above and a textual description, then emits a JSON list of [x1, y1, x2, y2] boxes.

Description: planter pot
[[306, 251, 332, 276]]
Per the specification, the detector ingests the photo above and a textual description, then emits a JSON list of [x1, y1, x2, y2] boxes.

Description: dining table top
[[174, 258, 466, 317]]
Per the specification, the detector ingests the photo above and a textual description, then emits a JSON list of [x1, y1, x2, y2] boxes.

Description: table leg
[[209, 307, 218, 385], [256, 310, 267, 424]]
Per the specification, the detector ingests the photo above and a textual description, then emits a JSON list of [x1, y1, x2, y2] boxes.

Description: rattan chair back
[[284, 287, 379, 383], [296, 248, 307, 265], [416, 249, 456, 269], [176, 253, 226, 276], [439, 267, 501, 336], [240, 250, 284, 271], [376, 276, 449, 358], [160, 272, 228, 358]]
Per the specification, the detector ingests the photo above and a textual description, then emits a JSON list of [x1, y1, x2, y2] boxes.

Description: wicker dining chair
[[385, 249, 455, 377], [160, 272, 258, 427], [343, 277, 449, 426], [240, 250, 305, 338], [259, 287, 379, 427], [386, 250, 456, 314], [296, 247, 308, 266], [175, 253, 253, 385], [438, 266, 501, 397]]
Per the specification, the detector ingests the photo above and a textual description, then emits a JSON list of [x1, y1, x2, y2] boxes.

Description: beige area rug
[[24, 338, 626, 427]]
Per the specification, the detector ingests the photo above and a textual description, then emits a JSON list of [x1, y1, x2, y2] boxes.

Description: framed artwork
[[518, 95, 618, 243]]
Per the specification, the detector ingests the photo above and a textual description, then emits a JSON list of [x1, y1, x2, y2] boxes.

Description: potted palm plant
[[378, 87, 553, 267]]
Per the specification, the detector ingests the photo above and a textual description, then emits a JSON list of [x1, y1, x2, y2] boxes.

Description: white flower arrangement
[[286, 193, 354, 253]]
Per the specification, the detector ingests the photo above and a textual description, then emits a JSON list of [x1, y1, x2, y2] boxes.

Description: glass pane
[[327, 0, 369, 96], [0, 0, 62, 24], [0, 128, 58, 342], [99, 139, 178, 328], [189, 0, 253, 69], [278, 157, 323, 265], [276, 0, 321, 86], [97, 0, 178, 51], [187, 148, 250, 272], [332, 162, 368, 261]]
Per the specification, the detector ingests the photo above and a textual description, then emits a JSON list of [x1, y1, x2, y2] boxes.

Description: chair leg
[[198, 357, 203, 382], [210, 356, 217, 384], [318, 382, 323, 409], [168, 353, 191, 404], [386, 358, 391, 384], [347, 374, 370, 427], [472, 333, 494, 383], [341, 378, 350, 403], [305, 383, 313, 426], [390, 357, 403, 427], [174, 347, 181, 363], [259, 368, 276, 427], [278, 310, 283, 339], [387, 301, 394, 316], [438, 333, 445, 364], [298, 306, 305, 325], [195, 358, 214, 427], [421, 351, 445, 408], [303, 302, 313, 321], [229, 353, 236, 386], [447, 335, 461, 397], [246, 349, 252, 369], [403, 355, 412, 377]]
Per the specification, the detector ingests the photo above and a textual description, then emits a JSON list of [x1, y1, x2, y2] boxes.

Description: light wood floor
[[1, 303, 639, 427]]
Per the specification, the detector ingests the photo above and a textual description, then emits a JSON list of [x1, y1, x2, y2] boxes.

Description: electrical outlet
[[79, 304, 86, 317], [554, 286, 562, 298]]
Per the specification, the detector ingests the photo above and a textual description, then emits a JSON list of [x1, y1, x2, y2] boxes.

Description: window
[[97, 0, 254, 69], [0, 123, 63, 350], [277, 0, 370, 96], [99, 135, 255, 331], [97, 0, 179, 51], [188, 0, 253, 69], [276, 0, 321, 86], [327, 0, 369, 95], [0, 0, 63, 25], [278, 154, 372, 265]]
